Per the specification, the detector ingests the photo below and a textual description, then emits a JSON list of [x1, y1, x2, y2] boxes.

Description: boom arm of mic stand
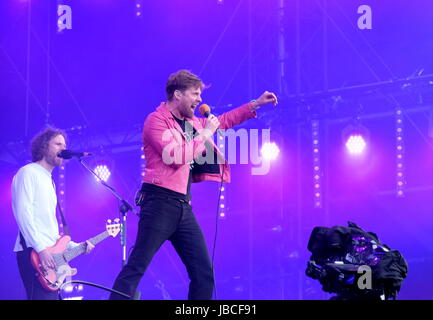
[[77, 158, 138, 267]]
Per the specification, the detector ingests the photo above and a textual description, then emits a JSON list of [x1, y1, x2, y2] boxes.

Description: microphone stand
[[77, 157, 138, 268]]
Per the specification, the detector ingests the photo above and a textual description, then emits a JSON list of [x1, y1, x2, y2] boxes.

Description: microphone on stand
[[57, 149, 92, 159]]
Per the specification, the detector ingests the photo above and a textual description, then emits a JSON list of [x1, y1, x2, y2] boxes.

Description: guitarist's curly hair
[[31, 127, 67, 162]]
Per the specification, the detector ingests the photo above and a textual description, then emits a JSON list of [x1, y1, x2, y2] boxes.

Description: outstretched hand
[[255, 91, 278, 107]]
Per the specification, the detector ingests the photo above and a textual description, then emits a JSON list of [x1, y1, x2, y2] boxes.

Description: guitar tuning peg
[[107, 219, 112, 224], [114, 218, 120, 223]]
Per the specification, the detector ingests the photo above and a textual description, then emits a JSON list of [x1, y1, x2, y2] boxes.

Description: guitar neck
[[64, 231, 110, 262]]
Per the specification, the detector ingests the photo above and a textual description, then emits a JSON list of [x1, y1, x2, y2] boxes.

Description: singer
[[11, 127, 94, 300], [109, 69, 277, 300]]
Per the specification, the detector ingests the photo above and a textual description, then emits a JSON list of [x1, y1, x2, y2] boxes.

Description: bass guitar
[[30, 219, 121, 291]]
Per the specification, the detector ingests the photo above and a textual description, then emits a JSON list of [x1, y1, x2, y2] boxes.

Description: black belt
[[136, 190, 191, 206], [178, 198, 191, 204]]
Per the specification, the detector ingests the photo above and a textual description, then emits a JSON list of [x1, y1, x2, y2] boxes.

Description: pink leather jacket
[[141, 101, 257, 194]]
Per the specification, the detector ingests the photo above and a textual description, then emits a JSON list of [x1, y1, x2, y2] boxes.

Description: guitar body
[[30, 235, 78, 291], [29, 220, 120, 292]]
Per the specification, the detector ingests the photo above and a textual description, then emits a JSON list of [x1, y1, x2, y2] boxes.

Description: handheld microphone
[[57, 149, 92, 159], [199, 104, 223, 138], [198, 104, 212, 118]]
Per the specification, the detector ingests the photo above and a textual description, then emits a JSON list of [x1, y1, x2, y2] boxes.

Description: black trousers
[[109, 195, 214, 300], [16, 248, 59, 300]]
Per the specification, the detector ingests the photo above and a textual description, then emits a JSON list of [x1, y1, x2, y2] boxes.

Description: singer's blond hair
[[165, 69, 205, 101]]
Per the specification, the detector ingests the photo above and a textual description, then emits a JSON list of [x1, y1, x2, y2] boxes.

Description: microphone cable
[[59, 280, 140, 300], [199, 104, 224, 300], [211, 132, 225, 301]]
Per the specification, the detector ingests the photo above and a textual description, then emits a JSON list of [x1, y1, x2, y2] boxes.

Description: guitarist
[[11, 128, 94, 300]]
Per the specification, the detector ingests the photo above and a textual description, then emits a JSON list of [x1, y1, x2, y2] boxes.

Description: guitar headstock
[[106, 219, 121, 237]]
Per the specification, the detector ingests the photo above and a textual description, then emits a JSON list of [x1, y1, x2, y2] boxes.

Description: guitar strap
[[52, 179, 70, 236], [19, 232, 28, 250], [57, 201, 70, 236]]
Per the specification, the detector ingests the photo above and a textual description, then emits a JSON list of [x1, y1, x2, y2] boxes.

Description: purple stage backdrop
[[1, 0, 433, 300]]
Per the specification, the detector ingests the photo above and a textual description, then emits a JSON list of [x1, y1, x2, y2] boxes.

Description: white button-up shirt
[[12, 162, 60, 253]]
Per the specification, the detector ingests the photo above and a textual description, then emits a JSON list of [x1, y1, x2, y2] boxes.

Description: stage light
[[311, 120, 322, 208], [395, 106, 405, 197], [218, 184, 226, 219], [62, 296, 83, 300], [94, 164, 111, 182], [55, 164, 67, 235], [62, 284, 74, 293], [261, 142, 280, 160], [140, 146, 146, 177], [345, 134, 367, 155], [342, 121, 369, 156], [135, 0, 142, 17]]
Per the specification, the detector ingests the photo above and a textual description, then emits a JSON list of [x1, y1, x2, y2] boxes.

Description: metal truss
[[0, 124, 143, 166]]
